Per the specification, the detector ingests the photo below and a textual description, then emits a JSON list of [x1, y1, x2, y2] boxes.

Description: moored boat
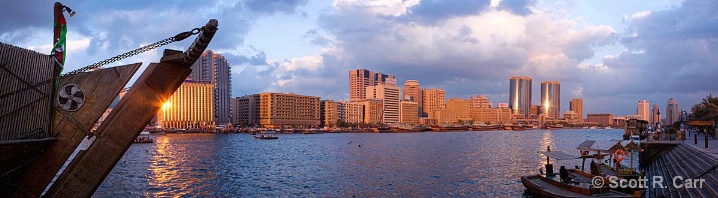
[[254, 135, 279, 139]]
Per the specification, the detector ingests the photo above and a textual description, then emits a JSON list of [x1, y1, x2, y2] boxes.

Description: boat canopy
[[576, 140, 609, 153], [606, 142, 627, 153], [538, 151, 579, 160]]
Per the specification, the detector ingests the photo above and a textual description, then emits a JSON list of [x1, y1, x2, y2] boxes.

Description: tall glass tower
[[541, 81, 560, 120], [509, 76, 532, 119]]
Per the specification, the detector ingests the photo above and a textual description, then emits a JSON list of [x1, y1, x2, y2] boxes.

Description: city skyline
[[2, 0, 716, 117]]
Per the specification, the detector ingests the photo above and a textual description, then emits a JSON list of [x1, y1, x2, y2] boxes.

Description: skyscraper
[[637, 100, 650, 122], [189, 50, 232, 125], [666, 98, 680, 125], [651, 104, 661, 126], [509, 76, 532, 119], [349, 69, 395, 102], [540, 81, 560, 120], [403, 80, 423, 117], [570, 98, 583, 123]]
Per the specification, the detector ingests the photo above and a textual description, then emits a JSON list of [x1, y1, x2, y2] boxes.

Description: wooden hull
[[0, 138, 56, 196], [521, 174, 633, 197], [254, 136, 278, 139]]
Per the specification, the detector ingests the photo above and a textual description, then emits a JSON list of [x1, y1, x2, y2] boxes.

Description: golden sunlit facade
[[158, 80, 214, 129], [400, 101, 418, 124], [570, 98, 583, 123], [402, 80, 423, 116], [321, 100, 342, 127], [358, 99, 383, 124], [540, 81, 560, 120], [259, 92, 321, 128], [349, 69, 395, 102], [422, 88, 445, 117], [366, 83, 400, 124], [345, 102, 364, 124]]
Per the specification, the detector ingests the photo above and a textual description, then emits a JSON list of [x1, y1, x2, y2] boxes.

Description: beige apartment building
[[469, 95, 491, 109], [357, 99, 384, 124], [349, 69, 395, 102], [367, 83, 400, 124], [587, 113, 614, 127], [471, 107, 512, 124], [563, 111, 580, 125], [158, 80, 214, 129], [422, 88, 446, 117], [400, 101, 419, 124], [259, 92, 321, 128], [403, 80, 423, 116], [232, 94, 260, 126], [321, 100, 365, 127]]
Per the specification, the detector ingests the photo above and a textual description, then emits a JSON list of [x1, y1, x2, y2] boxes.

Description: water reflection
[[96, 129, 625, 197]]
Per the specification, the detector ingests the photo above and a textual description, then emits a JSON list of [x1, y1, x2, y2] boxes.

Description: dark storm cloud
[[407, 0, 491, 23], [0, 1, 51, 31], [602, 0, 718, 96], [497, 0, 535, 16]]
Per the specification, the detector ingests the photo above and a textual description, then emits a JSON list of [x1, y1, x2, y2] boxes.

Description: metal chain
[[0, 27, 202, 99]]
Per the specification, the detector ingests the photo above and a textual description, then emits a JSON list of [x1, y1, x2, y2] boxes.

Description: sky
[[2, 0, 716, 118]]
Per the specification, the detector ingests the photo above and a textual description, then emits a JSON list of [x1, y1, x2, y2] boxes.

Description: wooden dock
[[643, 132, 718, 197]]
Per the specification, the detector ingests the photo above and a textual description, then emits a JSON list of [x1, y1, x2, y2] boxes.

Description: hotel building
[[509, 76, 532, 119], [349, 69, 395, 102], [189, 50, 232, 124], [540, 81, 560, 120], [158, 80, 214, 129], [259, 92, 321, 128]]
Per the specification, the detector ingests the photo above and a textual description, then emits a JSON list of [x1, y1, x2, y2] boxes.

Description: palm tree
[[691, 95, 718, 122]]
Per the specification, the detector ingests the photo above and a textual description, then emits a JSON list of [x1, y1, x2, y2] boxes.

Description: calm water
[[95, 129, 630, 197]]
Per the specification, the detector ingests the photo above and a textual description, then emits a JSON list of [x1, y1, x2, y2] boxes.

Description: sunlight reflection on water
[[95, 129, 627, 197]]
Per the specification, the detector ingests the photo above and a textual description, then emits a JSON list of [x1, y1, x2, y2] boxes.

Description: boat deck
[[522, 174, 633, 197], [645, 139, 718, 197]]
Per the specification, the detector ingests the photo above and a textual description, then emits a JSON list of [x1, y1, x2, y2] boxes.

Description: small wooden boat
[[470, 123, 500, 131], [254, 135, 278, 139], [133, 136, 154, 143]]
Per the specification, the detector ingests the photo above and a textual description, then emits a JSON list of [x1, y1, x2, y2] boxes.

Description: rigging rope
[[0, 27, 202, 99]]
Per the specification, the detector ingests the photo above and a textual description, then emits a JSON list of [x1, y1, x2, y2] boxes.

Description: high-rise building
[[469, 95, 491, 109], [158, 80, 214, 129], [540, 81, 560, 120], [422, 88, 446, 117], [637, 100, 650, 122], [651, 104, 661, 126], [400, 101, 419, 124], [366, 83, 400, 124], [570, 98, 583, 123], [259, 92, 321, 128], [666, 98, 680, 125], [403, 80, 423, 117], [349, 69, 395, 102], [509, 76, 532, 119], [189, 50, 232, 124], [231, 94, 260, 126]]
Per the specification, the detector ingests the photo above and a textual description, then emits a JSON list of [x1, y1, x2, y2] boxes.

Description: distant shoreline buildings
[[155, 60, 685, 129]]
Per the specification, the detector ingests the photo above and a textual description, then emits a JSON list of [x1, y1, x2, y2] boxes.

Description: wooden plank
[[13, 63, 140, 197], [45, 50, 191, 197], [46, 19, 217, 197]]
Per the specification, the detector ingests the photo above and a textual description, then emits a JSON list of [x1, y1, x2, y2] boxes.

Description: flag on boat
[[52, 2, 69, 75]]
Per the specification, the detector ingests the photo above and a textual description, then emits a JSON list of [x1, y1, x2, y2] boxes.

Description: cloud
[[497, 0, 536, 16]]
